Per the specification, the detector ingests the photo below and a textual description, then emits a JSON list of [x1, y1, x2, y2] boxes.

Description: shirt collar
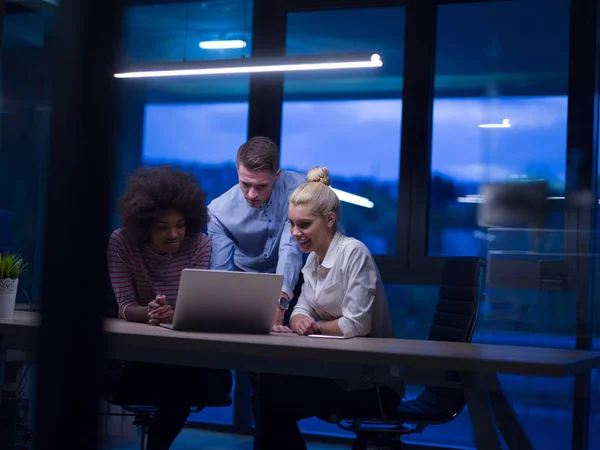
[[320, 232, 343, 269]]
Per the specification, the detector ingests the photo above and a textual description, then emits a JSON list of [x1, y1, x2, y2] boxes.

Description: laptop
[[159, 269, 283, 334]]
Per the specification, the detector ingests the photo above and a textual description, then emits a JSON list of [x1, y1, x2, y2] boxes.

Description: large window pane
[[280, 7, 406, 437], [1, 10, 55, 305], [141, 97, 249, 203], [420, 1, 577, 448], [281, 7, 405, 256], [428, 0, 569, 258], [114, 1, 254, 427]]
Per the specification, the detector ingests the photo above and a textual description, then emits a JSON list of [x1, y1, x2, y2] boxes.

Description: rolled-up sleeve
[[337, 247, 377, 337], [207, 212, 235, 271], [276, 221, 303, 299]]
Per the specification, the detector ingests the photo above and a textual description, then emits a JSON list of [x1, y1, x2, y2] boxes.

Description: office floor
[[102, 427, 351, 450]]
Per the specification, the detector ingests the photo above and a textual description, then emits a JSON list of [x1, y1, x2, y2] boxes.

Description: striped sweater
[[107, 228, 212, 320]]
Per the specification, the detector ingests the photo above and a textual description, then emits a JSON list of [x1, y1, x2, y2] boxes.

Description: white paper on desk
[[308, 334, 352, 339]]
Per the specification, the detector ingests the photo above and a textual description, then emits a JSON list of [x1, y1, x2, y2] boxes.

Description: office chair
[[334, 257, 485, 450], [102, 393, 232, 450], [100, 292, 232, 450]]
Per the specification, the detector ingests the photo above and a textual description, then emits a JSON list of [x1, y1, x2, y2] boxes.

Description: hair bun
[[306, 166, 331, 187]]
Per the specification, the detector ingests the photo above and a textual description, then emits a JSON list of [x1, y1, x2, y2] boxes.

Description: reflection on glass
[[1, 11, 56, 304], [122, 0, 254, 64], [424, 1, 576, 449], [428, 0, 570, 258], [429, 96, 567, 257]]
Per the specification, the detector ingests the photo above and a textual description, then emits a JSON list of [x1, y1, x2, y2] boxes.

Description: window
[[142, 100, 249, 203], [116, 0, 254, 207], [411, 1, 578, 449], [427, 0, 570, 258], [278, 8, 405, 436], [0, 10, 55, 304], [116, 0, 254, 427], [280, 7, 405, 256]]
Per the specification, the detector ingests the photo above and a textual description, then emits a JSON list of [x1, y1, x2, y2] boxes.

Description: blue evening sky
[[142, 96, 567, 188]]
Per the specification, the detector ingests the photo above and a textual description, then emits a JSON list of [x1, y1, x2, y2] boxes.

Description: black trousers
[[252, 374, 402, 450], [108, 362, 232, 450]]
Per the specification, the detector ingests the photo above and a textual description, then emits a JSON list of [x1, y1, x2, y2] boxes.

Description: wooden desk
[[2, 311, 599, 450], [2, 311, 598, 376]]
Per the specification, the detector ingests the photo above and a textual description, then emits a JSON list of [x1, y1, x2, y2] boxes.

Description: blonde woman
[[254, 167, 403, 450]]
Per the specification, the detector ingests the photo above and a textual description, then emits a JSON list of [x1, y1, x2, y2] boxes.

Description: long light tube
[[199, 40, 247, 49], [332, 188, 374, 209], [478, 118, 511, 129], [115, 53, 382, 79]]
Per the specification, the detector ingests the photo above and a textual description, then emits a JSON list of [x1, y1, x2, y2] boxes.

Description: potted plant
[[0, 252, 26, 319]]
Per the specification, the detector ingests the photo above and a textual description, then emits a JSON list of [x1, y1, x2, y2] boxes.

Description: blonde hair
[[290, 167, 340, 229]]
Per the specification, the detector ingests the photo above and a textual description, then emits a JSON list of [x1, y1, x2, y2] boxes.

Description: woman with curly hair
[[107, 165, 232, 450]]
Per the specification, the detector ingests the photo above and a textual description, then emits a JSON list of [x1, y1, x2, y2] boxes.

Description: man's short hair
[[236, 136, 279, 173]]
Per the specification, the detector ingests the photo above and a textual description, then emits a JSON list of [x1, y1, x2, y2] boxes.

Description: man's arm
[[276, 221, 303, 299], [207, 213, 235, 271]]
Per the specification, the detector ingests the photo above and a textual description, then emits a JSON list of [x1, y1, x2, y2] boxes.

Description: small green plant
[[0, 252, 26, 280]]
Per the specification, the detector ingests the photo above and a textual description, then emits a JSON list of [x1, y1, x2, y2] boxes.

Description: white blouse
[[291, 232, 403, 394], [291, 232, 395, 339]]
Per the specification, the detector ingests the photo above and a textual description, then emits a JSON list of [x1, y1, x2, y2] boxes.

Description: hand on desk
[[272, 325, 293, 333], [147, 295, 174, 325], [291, 316, 321, 336]]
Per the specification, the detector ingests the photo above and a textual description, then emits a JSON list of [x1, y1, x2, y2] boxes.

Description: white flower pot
[[0, 278, 18, 319]]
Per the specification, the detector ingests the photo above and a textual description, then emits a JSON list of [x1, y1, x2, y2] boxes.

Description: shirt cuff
[[281, 285, 294, 300], [337, 317, 359, 338], [121, 302, 137, 321]]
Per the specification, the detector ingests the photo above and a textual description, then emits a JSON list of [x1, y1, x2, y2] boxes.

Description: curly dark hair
[[118, 166, 208, 247]]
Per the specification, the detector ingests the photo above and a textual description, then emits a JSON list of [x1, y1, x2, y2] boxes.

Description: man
[[208, 136, 305, 326]]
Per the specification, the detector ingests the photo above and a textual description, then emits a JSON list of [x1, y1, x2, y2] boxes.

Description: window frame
[[252, 0, 547, 286], [247, 4, 598, 448], [258, 0, 599, 290], [117, 0, 599, 445]]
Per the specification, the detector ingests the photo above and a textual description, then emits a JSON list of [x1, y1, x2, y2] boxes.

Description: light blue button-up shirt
[[207, 170, 305, 299]]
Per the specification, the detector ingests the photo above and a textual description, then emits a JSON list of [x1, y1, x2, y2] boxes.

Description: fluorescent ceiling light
[[115, 53, 382, 79], [478, 118, 511, 129], [457, 195, 485, 204], [332, 188, 374, 209], [199, 40, 247, 49], [458, 194, 566, 203]]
